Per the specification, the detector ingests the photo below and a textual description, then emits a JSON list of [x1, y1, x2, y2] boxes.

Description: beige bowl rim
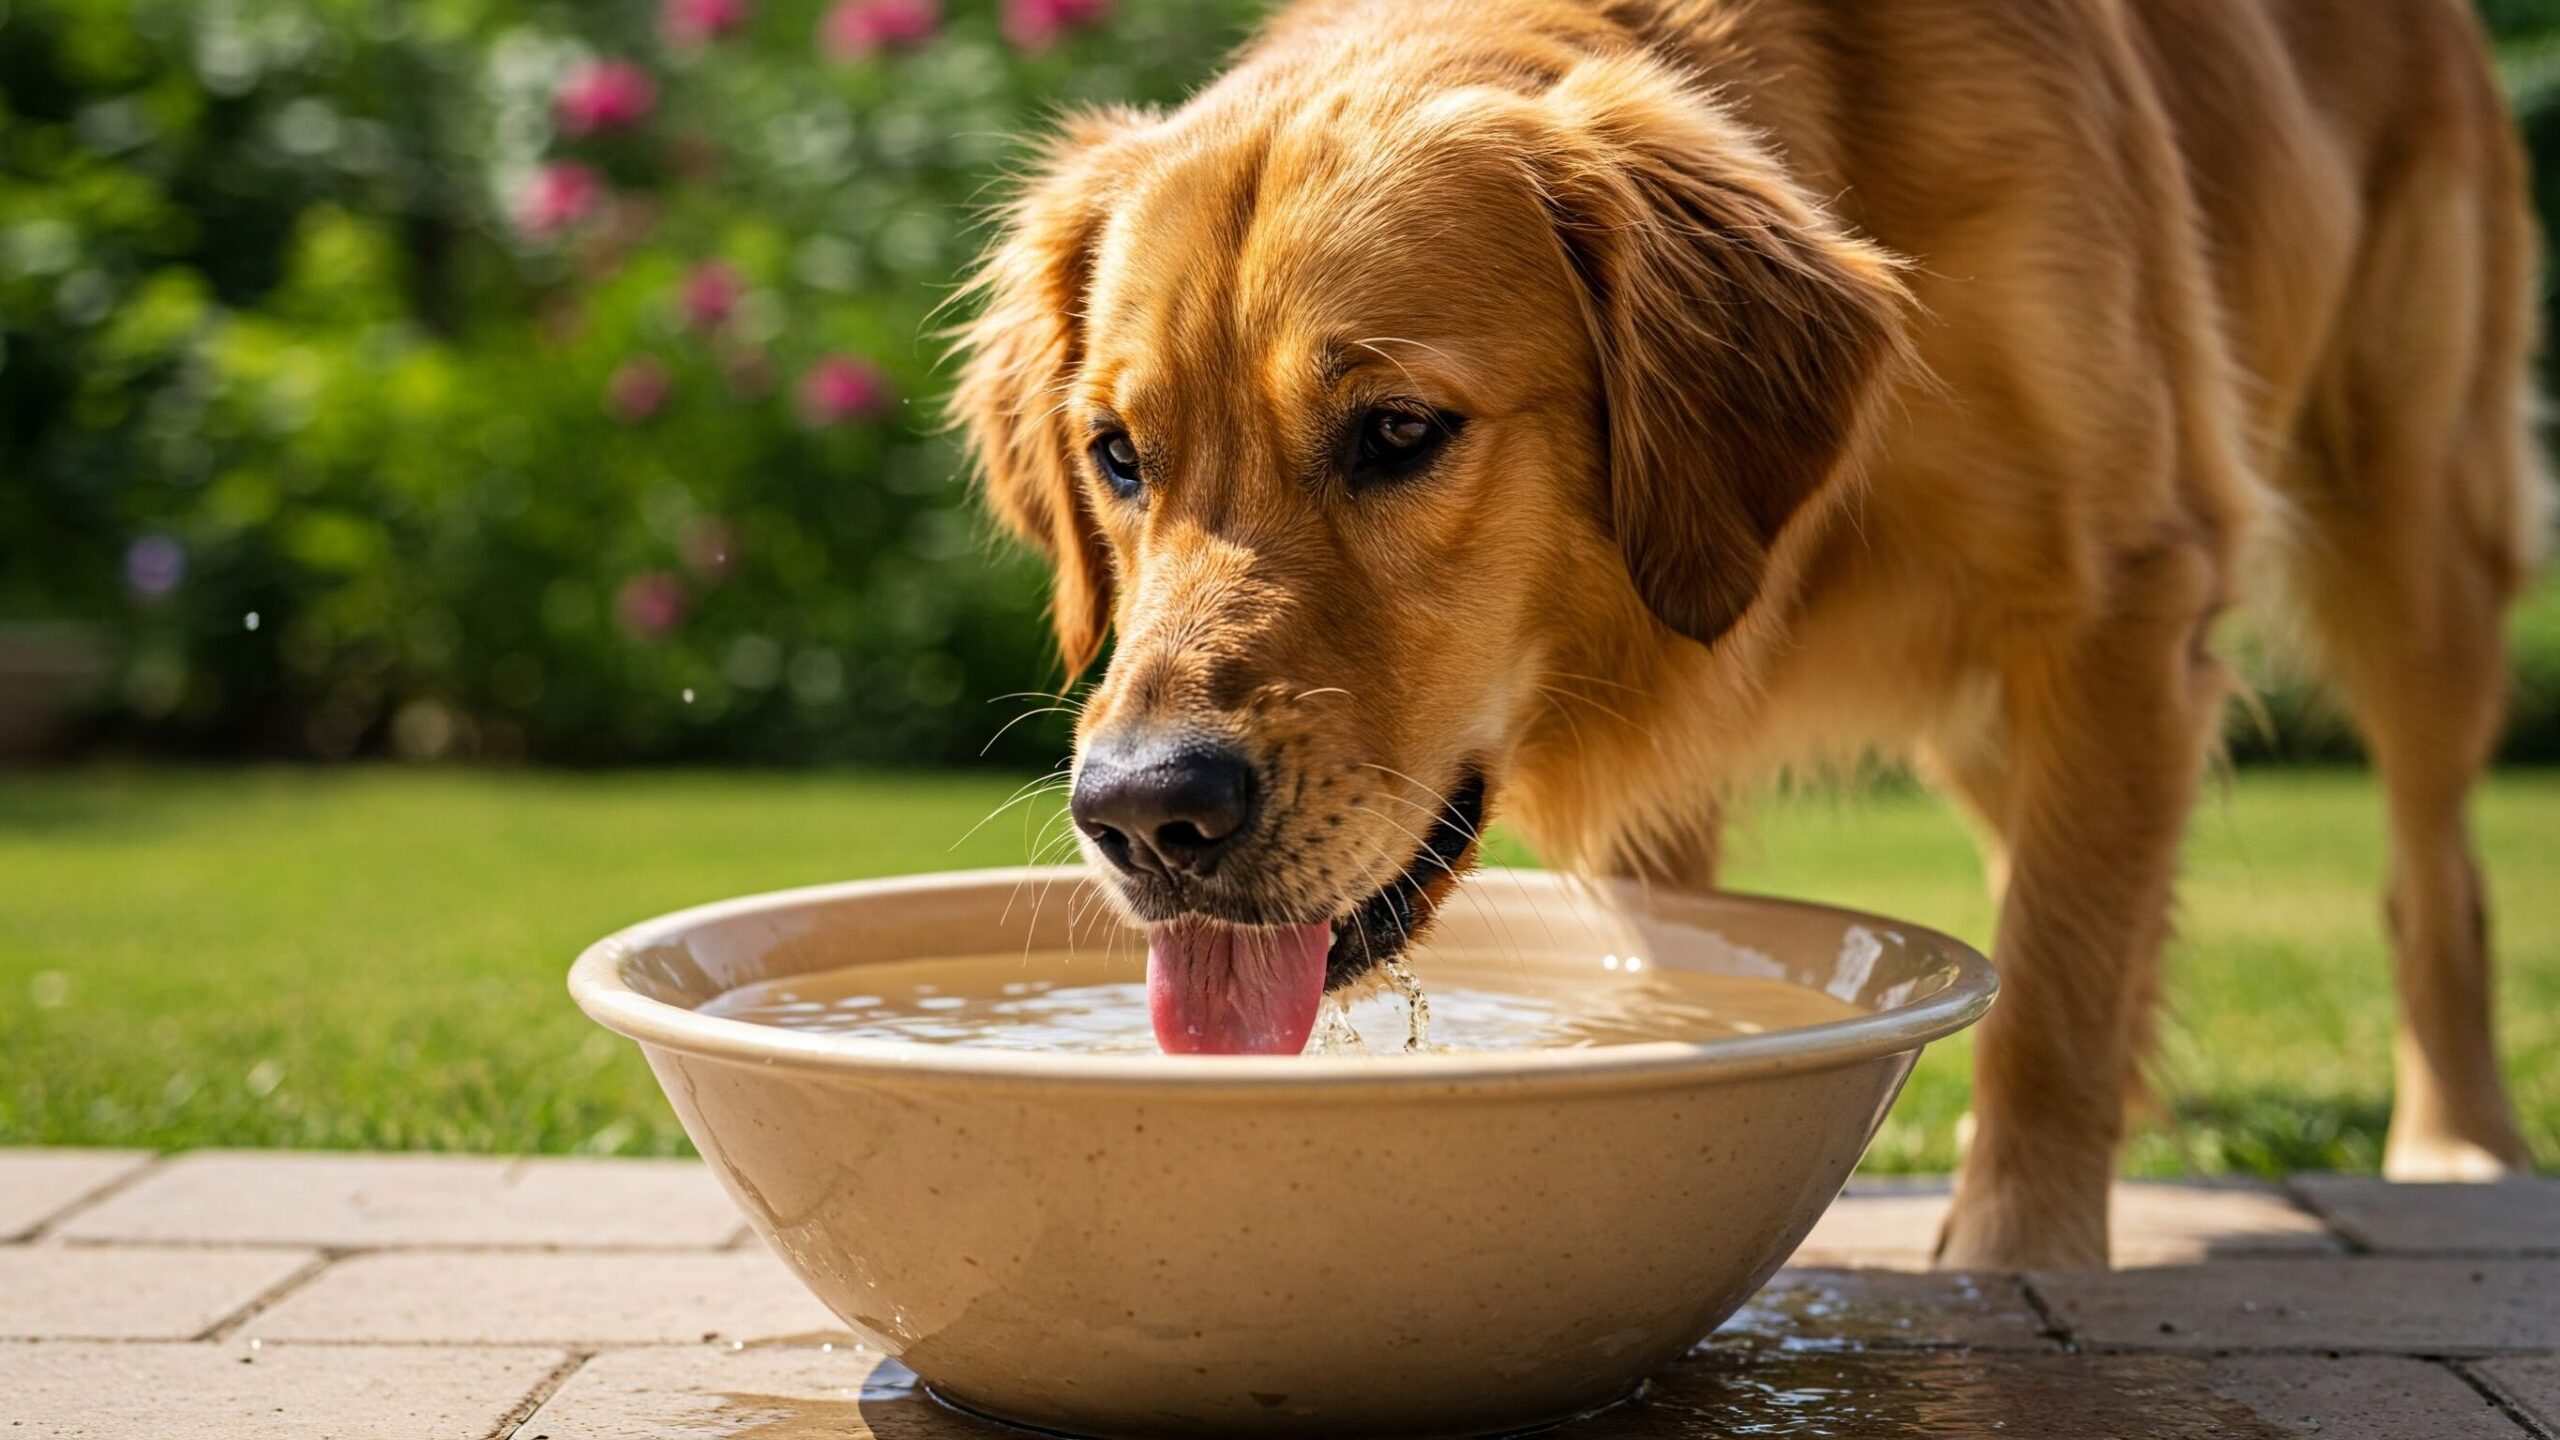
[[569, 865, 1996, 1096]]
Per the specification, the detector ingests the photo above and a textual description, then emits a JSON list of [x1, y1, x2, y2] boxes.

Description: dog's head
[[953, 48, 1908, 1053]]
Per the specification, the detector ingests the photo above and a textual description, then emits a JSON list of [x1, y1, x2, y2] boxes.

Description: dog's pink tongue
[[1147, 918, 1332, 1055]]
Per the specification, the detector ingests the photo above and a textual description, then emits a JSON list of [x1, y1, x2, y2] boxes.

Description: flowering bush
[[2, 0, 2557, 764], [0, 0, 1263, 763], [820, 0, 944, 59]]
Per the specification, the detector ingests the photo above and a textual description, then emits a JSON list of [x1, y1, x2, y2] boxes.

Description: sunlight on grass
[[1, 768, 2552, 1176]]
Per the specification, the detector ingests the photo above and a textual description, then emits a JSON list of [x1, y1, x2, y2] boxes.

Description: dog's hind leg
[[2356, 599, 2535, 1182], [2278, 441, 2539, 1180], [1932, 536, 2230, 1272], [2281, 445, 2536, 1178], [2273, 113, 2542, 1181]]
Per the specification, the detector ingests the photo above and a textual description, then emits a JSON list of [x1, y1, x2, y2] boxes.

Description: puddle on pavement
[[1714, 1272, 2026, 1353], [1570, 1350, 2293, 1439], [710, 1354, 1012, 1440], [692, 1347, 2293, 1440], [1721, 1284, 1963, 1353]]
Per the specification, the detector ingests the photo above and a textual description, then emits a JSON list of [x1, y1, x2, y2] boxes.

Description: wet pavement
[[2, 1149, 2553, 1438]]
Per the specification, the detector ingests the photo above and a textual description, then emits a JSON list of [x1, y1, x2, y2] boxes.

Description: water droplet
[[1311, 998, 1367, 1054], [682, 687, 696, 703], [244, 611, 260, 631], [1381, 956, 1434, 1053]]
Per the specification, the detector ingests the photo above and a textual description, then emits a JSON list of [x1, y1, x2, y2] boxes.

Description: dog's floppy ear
[[950, 109, 1144, 677], [1532, 55, 1912, 647]]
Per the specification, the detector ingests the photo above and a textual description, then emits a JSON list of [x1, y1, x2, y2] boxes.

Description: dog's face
[[955, 55, 1907, 1053]]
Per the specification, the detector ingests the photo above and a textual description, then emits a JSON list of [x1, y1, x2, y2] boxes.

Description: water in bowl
[[699, 945, 1863, 1054]]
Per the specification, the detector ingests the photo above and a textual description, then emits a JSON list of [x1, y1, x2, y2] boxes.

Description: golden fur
[[955, 0, 2548, 1268]]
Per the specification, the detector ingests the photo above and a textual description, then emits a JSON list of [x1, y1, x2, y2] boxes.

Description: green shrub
[[1, 0, 1264, 764], [2225, 573, 2560, 765]]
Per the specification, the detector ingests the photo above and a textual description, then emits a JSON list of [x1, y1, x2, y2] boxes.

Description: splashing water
[[1310, 998, 1368, 1055], [1381, 955, 1436, 1053]]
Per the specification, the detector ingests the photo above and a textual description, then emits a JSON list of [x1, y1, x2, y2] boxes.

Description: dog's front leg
[[1933, 540, 2227, 1272]]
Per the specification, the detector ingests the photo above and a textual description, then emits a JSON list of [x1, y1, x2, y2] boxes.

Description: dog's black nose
[[1071, 738, 1257, 880]]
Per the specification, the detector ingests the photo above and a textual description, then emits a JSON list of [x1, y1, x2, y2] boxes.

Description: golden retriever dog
[[952, 0, 2547, 1269]]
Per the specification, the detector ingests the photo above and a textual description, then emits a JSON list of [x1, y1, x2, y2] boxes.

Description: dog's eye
[[1090, 431, 1143, 498], [1350, 408, 1461, 487]]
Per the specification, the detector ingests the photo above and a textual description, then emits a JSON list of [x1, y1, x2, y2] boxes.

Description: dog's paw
[[2383, 1130, 2530, 1183], [1933, 1178, 2109, 1272]]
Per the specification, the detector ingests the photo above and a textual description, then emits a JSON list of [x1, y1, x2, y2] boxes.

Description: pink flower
[[515, 161, 606, 237], [616, 572, 689, 639], [555, 60, 658, 137], [1002, 0, 1106, 51], [795, 354, 892, 426], [604, 357, 672, 422], [678, 261, 744, 332], [661, 0, 750, 49], [819, 0, 940, 60]]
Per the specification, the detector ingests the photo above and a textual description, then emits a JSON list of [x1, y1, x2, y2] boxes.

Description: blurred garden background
[[1, 0, 2555, 1174]]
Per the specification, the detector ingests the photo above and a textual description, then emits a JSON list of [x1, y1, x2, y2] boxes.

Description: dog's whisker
[[1535, 681, 1670, 761], [1360, 805, 1517, 962], [1358, 801, 1541, 966], [1342, 339, 1426, 391], [1354, 763, 1488, 847], [985, 689, 1091, 711], [952, 773, 1073, 852], [1352, 766, 1565, 958], [989, 820, 1072, 913], [1345, 333, 1458, 366], [1357, 788, 1527, 945], [990, 763, 1082, 912], [979, 704, 1078, 757], [1016, 847, 1083, 963], [998, 858, 1041, 923], [1336, 821, 1522, 987], [983, 757, 1075, 805], [1357, 809, 1470, 889], [1536, 666, 1650, 698], [1029, 806, 1080, 856], [1533, 683, 1649, 772], [1531, 681, 1641, 735], [1534, 688, 1598, 776]]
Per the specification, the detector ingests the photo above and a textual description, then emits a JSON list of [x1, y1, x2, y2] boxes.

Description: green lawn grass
[[2, 767, 2552, 1175]]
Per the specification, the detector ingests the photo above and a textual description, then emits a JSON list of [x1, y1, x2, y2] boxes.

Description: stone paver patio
[[2, 1148, 2553, 1438]]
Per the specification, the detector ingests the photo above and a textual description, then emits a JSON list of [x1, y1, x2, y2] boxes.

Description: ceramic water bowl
[[569, 866, 1995, 1437]]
